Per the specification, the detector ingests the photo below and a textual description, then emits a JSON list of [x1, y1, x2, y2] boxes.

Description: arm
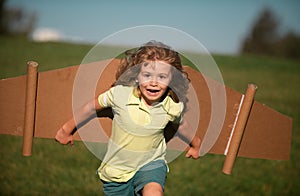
[[176, 117, 201, 159], [55, 98, 102, 145]]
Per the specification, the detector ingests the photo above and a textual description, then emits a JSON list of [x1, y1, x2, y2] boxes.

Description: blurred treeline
[[0, 0, 36, 37], [240, 7, 300, 59], [1, 1, 299, 59]]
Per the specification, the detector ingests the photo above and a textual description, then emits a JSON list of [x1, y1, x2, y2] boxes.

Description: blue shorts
[[101, 160, 168, 196]]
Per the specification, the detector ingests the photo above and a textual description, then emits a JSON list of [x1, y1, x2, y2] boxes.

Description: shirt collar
[[126, 90, 149, 113], [127, 91, 140, 105]]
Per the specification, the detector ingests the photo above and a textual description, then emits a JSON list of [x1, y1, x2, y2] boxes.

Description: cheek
[[160, 85, 168, 92], [159, 73, 172, 86], [138, 83, 147, 91], [137, 75, 148, 85], [160, 78, 171, 86]]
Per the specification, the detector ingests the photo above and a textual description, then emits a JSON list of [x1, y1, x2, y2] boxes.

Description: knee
[[142, 182, 163, 196]]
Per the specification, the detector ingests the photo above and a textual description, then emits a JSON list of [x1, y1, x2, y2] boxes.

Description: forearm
[[177, 129, 201, 148], [62, 98, 101, 135], [61, 118, 76, 135], [177, 118, 201, 148], [189, 135, 201, 149], [176, 118, 201, 159]]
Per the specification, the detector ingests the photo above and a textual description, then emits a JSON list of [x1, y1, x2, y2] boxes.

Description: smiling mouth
[[147, 89, 160, 94], [148, 89, 159, 92]]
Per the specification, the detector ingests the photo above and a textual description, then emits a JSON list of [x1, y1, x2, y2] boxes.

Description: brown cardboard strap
[[22, 61, 38, 156], [222, 84, 257, 174]]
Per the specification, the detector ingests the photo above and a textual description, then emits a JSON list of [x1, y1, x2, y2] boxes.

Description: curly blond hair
[[115, 41, 190, 110]]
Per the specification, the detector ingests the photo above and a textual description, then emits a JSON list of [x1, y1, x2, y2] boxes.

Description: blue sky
[[6, 0, 300, 54]]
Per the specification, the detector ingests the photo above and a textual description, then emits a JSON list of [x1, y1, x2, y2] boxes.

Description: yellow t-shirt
[[97, 85, 183, 182]]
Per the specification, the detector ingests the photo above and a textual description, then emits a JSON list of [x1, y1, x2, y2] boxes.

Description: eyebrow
[[141, 71, 170, 75]]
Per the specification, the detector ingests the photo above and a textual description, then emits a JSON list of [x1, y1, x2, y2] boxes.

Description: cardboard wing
[[0, 59, 292, 173]]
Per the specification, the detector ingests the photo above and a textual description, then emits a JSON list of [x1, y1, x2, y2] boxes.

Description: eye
[[159, 74, 167, 80], [143, 73, 151, 78]]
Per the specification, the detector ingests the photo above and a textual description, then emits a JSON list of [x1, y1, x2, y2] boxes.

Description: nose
[[149, 77, 158, 86]]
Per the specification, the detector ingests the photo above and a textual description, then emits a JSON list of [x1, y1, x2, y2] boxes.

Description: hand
[[185, 146, 200, 159], [55, 128, 74, 145], [185, 135, 201, 159]]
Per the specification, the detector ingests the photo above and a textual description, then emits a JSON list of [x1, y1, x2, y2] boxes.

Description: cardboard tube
[[22, 61, 38, 156], [222, 84, 257, 174]]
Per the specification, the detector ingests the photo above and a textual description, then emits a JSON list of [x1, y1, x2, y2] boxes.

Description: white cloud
[[31, 27, 64, 42]]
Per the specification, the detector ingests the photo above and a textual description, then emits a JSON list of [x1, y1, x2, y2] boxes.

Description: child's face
[[137, 61, 172, 106]]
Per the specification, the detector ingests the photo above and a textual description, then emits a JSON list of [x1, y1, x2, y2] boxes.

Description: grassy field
[[0, 36, 299, 195]]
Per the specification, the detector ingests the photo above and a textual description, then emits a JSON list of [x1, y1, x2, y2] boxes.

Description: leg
[[133, 160, 168, 196], [142, 182, 163, 196]]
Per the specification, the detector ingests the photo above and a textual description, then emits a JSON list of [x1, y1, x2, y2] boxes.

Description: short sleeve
[[167, 100, 184, 125], [173, 103, 184, 125], [98, 87, 115, 108]]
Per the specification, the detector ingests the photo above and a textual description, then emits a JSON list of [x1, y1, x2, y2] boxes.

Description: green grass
[[0, 36, 299, 195]]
